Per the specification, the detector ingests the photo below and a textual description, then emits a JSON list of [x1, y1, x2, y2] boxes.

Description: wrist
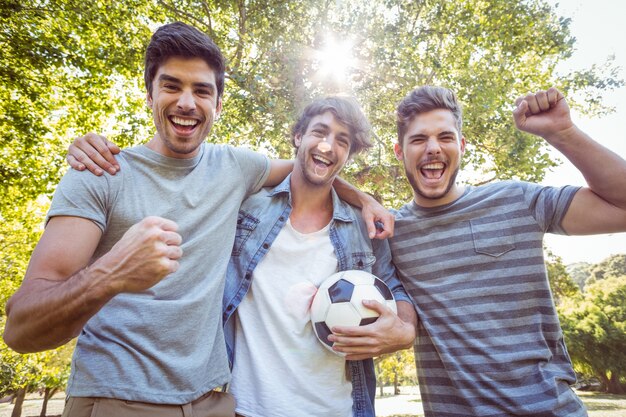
[[86, 257, 124, 299], [544, 124, 579, 145], [358, 191, 377, 207]]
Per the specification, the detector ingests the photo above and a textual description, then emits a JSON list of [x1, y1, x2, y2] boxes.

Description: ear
[[460, 135, 467, 155], [393, 142, 404, 161], [294, 133, 302, 148], [215, 97, 223, 120], [146, 92, 153, 108]]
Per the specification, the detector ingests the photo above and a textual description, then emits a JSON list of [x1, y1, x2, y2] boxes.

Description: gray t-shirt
[[47, 143, 270, 404], [390, 181, 587, 417]]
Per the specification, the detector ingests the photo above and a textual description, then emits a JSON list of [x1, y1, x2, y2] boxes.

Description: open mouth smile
[[312, 154, 333, 167], [169, 116, 200, 133], [420, 161, 445, 180]]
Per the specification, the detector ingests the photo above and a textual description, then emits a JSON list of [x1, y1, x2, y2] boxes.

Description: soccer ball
[[310, 270, 397, 354]]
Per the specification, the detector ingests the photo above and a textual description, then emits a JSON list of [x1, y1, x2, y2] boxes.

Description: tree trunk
[[40, 387, 59, 417], [599, 373, 610, 392], [607, 372, 625, 394], [10, 387, 26, 417], [394, 371, 400, 395]]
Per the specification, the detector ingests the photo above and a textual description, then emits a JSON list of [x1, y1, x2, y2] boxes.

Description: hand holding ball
[[310, 270, 397, 354]]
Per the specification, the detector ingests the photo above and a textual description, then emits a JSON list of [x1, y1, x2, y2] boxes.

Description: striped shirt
[[390, 181, 587, 417]]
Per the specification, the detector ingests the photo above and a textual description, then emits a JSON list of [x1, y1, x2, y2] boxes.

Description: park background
[[1, 0, 625, 416]]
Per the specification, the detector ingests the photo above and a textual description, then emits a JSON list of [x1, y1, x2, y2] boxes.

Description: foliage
[[0, 332, 72, 417], [586, 254, 626, 287], [567, 261, 593, 290], [376, 349, 417, 394], [559, 276, 626, 394], [0, 0, 623, 404], [566, 254, 626, 291], [545, 250, 581, 304]]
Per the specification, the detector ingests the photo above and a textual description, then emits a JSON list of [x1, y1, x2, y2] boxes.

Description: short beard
[[405, 165, 460, 203]]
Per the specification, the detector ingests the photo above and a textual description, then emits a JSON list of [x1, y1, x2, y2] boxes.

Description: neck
[[414, 183, 466, 208], [289, 172, 334, 233]]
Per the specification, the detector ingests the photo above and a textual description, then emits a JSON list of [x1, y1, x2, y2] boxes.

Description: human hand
[[67, 132, 121, 176], [95, 216, 183, 294], [361, 196, 394, 239], [328, 300, 415, 360], [513, 87, 574, 141]]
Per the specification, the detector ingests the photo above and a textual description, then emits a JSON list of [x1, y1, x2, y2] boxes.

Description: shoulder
[[208, 143, 265, 160]]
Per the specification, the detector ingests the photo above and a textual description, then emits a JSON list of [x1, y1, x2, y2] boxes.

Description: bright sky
[[542, 0, 626, 265]]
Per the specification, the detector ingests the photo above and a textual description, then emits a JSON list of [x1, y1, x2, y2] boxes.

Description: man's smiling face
[[147, 56, 222, 158], [294, 111, 352, 187], [394, 108, 466, 207]]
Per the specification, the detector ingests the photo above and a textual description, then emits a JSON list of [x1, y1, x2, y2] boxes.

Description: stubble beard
[[297, 148, 336, 187], [405, 165, 460, 204], [156, 116, 211, 156]]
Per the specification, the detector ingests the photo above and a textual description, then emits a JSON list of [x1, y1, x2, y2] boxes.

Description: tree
[[375, 349, 417, 395], [37, 344, 73, 417], [559, 276, 626, 394], [0, 0, 622, 404], [587, 254, 626, 286], [544, 250, 580, 304], [566, 262, 593, 290]]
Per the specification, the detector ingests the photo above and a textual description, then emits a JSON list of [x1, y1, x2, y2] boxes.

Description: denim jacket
[[223, 175, 412, 417]]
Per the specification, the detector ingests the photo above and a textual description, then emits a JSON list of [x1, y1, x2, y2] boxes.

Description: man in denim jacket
[[223, 96, 417, 417]]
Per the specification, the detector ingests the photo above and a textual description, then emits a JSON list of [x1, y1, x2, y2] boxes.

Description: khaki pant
[[62, 390, 235, 417]]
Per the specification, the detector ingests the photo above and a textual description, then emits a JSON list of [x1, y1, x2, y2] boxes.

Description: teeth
[[422, 162, 444, 170], [171, 116, 198, 126], [313, 155, 332, 165]]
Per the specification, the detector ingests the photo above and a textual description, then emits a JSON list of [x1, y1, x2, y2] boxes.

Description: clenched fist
[[94, 216, 183, 294]]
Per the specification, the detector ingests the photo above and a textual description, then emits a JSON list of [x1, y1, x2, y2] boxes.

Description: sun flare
[[315, 36, 357, 82]]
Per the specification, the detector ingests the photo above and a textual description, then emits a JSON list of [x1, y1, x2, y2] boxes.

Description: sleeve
[[229, 146, 271, 197], [518, 181, 581, 235], [371, 237, 413, 305], [46, 168, 111, 232]]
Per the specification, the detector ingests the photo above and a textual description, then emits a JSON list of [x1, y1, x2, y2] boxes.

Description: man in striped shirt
[[390, 86, 626, 416]]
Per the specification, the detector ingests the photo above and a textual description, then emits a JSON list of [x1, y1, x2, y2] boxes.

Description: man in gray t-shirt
[[3, 22, 390, 417], [2, 22, 283, 416], [387, 86, 626, 416]]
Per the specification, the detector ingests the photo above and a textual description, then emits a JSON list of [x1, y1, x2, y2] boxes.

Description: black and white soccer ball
[[310, 270, 397, 354]]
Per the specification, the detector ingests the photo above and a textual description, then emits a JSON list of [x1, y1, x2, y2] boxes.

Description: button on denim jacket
[[223, 175, 412, 417]]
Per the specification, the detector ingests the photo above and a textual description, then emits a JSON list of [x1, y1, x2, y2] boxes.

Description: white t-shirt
[[230, 220, 353, 417]]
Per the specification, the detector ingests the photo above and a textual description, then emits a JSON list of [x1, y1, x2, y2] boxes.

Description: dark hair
[[396, 86, 462, 145], [290, 96, 372, 157], [144, 22, 225, 100]]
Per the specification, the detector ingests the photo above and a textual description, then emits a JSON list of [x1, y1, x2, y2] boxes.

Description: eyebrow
[[408, 130, 456, 140], [309, 122, 330, 131], [158, 74, 216, 92], [309, 122, 350, 138]]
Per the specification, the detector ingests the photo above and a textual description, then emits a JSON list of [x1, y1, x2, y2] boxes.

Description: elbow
[[2, 323, 71, 354], [3, 299, 28, 353], [2, 324, 31, 354]]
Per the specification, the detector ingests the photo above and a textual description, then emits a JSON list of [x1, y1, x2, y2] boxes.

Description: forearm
[[547, 126, 626, 209], [396, 301, 417, 348], [333, 176, 372, 208], [334, 177, 394, 238], [3, 266, 115, 353], [264, 159, 294, 187]]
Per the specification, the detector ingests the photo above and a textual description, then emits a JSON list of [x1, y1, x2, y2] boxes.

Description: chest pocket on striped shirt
[[232, 210, 259, 256], [470, 218, 516, 257], [351, 252, 376, 270]]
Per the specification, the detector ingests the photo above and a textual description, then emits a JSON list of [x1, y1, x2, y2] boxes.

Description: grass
[[376, 388, 626, 417], [579, 391, 626, 416], [1, 389, 625, 417]]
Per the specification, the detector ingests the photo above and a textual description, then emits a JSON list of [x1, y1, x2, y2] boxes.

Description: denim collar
[[268, 174, 355, 224]]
